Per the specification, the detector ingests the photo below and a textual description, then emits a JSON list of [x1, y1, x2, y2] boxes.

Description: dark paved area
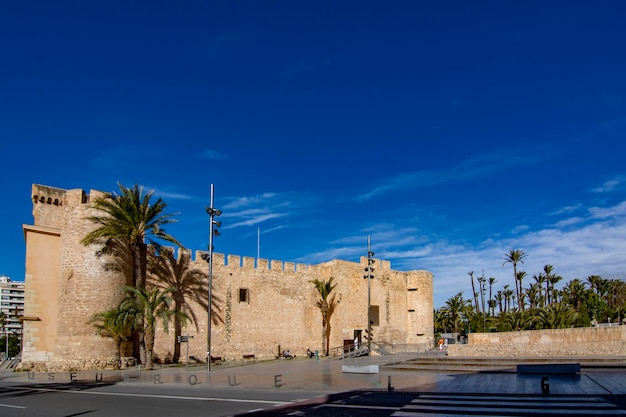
[[3, 354, 626, 416]]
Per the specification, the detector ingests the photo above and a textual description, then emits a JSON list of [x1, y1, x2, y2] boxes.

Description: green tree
[[434, 308, 452, 334], [444, 292, 467, 334], [311, 277, 339, 356], [498, 309, 533, 331], [81, 183, 183, 364], [488, 277, 497, 316], [516, 271, 528, 310], [117, 286, 185, 370], [543, 265, 558, 305], [535, 303, 578, 329], [81, 182, 183, 289], [148, 247, 222, 363], [503, 249, 527, 310], [89, 308, 131, 369]]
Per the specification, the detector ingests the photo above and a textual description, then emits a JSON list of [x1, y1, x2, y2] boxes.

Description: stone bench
[[517, 363, 580, 374]]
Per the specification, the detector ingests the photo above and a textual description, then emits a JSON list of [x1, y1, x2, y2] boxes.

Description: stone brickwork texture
[[447, 326, 626, 357], [22, 184, 434, 370]]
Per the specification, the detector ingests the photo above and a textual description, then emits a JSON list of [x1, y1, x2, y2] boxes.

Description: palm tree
[[444, 292, 467, 333], [542, 265, 563, 305], [562, 279, 586, 310], [81, 183, 183, 364], [434, 308, 452, 334], [532, 273, 546, 307], [535, 303, 578, 329], [526, 283, 540, 309], [516, 271, 528, 310], [503, 249, 527, 310], [503, 285, 515, 312], [468, 271, 479, 313], [117, 286, 184, 370], [89, 308, 131, 369], [498, 309, 533, 331], [148, 247, 221, 363], [488, 277, 497, 316], [311, 277, 339, 356], [495, 290, 504, 315], [586, 275, 603, 296], [81, 182, 183, 289]]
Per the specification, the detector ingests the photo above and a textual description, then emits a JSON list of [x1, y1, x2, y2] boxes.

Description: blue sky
[[1, 1, 625, 307]]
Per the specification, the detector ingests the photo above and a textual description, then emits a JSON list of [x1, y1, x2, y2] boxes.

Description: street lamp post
[[478, 273, 486, 331], [205, 184, 221, 375], [363, 236, 375, 355]]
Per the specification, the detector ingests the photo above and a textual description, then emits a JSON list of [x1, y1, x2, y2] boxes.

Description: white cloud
[[592, 175, 626, 193], [355, 151, 537, 202], [200, 149, 227, 160]]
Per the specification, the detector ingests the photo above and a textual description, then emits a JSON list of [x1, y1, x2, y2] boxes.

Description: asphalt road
[[0, 379, 329, 417]]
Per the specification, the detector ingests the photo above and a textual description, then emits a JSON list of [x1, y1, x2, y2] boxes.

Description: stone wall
[[22, 184, 434, 370], [447, 326, 626, 357]]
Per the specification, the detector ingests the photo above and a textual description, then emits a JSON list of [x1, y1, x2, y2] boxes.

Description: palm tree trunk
[[325, 322, 331, 356], [144, 325, 155, 370], [173, 297, 183, 363]]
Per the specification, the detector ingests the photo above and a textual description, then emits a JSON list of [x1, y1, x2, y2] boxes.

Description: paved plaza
[[2, 353, 626, 416]]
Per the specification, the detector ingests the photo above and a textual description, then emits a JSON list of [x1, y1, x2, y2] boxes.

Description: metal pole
[[207, 184, 215, 375], [186, 333, 190, 372], [367, 235, 372, 356]]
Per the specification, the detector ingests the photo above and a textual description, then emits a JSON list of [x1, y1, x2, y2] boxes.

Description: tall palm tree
[[148, 247, 222, 363], [117, 286, 184, 370], [468, 271, 479, 313], [543, 265, 561, 305], [81, 182, 183, 289], [503, 249, 527, 310], [562, 279, 586, 310], [89, 308, 131, 369], [532, 273, 546, 307], [495, 290, 504, 315], [311, 277, 339, 356], [516, 271, 527, 310], [82, 183, 182, 364], [503, 285, 515, 312], [526, 283, 540, 309], [488, 277, 497, 316]]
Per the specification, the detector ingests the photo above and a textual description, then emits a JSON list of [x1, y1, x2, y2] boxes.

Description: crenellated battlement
[[191, 250, 313, 273]]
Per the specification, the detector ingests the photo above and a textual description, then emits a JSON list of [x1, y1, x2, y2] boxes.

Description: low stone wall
[[447, 326, 626, 357]]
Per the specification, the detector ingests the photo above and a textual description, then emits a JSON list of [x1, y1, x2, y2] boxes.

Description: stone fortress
[[21, 184, 434, 370]]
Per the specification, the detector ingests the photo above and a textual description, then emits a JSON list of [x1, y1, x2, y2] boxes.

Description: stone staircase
[[381, 353, 626, 373]]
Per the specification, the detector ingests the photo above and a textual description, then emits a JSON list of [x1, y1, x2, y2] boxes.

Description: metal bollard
[[541, 376, 550, 394]]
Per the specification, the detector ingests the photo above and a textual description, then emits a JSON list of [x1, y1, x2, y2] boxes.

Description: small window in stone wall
[[370, 305, 380, 326], [239, 288, 249, 303]]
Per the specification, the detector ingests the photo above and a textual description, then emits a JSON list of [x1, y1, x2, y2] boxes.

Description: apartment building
[[0, 275, 25, 339]]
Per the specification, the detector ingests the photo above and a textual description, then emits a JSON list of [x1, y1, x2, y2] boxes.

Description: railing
[[329, 340, 433, 359]]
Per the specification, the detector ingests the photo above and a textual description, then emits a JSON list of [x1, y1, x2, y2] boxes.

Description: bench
[[210, 356, 223, 364], [243, 354, 256, 361], [517, 363, 580, 374]]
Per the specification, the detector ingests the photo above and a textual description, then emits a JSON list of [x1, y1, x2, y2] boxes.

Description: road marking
[[323, 403, 401, 411], [26, 387, 290, 405], [0, 403, 26, 409]]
